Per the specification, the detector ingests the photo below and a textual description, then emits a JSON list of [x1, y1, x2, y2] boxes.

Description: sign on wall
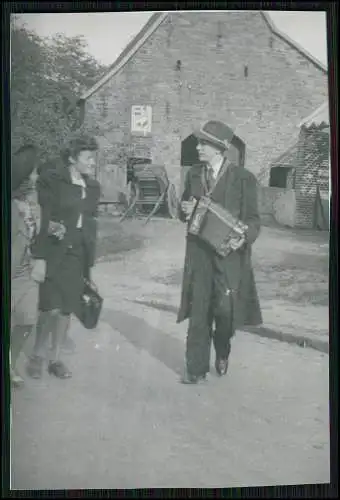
[[131, 105, 152, 136]]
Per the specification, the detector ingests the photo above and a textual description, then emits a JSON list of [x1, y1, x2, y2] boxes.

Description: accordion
[[188, 196, 248, 257]]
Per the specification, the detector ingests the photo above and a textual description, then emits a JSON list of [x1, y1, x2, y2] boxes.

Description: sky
[[14, 10, 328, 68]]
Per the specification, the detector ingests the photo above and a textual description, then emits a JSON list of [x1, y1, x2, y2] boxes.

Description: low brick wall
[[258, 186, 285, 216], [273, 189, 297, 227], [258, 186, 297, 227]]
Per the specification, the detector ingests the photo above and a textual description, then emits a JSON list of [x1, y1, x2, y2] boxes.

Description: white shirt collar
[[69, 168, 86, 229], [209, 155, 225, 179], [70, 169, 86, 188]]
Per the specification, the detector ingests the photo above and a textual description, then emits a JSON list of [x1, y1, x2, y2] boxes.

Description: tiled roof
[[298, 101, 329, 128]]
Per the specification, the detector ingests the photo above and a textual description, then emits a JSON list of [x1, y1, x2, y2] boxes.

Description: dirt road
[[11, 306, 329, 489], [11, 219, 330, 490]]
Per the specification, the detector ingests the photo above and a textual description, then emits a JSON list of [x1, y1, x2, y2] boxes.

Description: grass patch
[[158, 253, 329, 307], [96, 217, 146, 259], [255, 253, 328, 306]]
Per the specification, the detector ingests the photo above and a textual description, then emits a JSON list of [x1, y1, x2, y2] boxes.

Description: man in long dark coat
[[177, 120, 262, 384]]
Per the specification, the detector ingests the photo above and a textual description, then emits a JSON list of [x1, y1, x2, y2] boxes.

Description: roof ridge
[[81, 12, 168, 100], [260, 11, 327, 74], [81, 11, 327, 101]]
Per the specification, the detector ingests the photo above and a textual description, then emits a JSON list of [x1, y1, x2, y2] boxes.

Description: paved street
[[10, 219, 330, 490]]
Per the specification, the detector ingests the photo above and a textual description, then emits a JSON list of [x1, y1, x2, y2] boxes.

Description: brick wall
[[258, 186, 288, 217], [294, 126, 329, 228], [84, 11, 328, 199]]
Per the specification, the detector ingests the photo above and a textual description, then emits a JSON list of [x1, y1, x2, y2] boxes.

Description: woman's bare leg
[[48, 312, 72, 378], [49, 313, 71, 362]]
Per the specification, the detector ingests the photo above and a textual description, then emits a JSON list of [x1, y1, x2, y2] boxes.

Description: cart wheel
[[120, 182, 139, 222], [167, 183, 178, 219], [128, 182, 137, 205]]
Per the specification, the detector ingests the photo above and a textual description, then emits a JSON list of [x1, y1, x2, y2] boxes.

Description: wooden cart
[[120, 164, 178, 224]]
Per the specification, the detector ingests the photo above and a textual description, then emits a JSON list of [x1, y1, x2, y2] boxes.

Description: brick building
[[77, 11, 328, 200], [294, 102, 330, 229], [261, 101, 329, 229]]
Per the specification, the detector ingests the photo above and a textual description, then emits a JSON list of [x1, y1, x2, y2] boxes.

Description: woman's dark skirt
[[39, 229, 86, 315]]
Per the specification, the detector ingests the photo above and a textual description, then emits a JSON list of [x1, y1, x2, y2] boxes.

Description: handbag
[[74, 279, 103, 330]]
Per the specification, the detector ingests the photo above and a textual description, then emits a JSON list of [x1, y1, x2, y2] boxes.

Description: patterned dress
[[11, 195, 39, 327]]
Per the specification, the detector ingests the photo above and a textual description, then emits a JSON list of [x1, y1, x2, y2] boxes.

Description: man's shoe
[[180, 370, 207, 385], [26, 355, 43, 379], [215, 358, 229, 376], [11, 368, 24, 388]]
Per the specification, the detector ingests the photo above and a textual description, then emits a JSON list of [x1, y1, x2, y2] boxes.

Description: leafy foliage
[[11, 19, 108, 161]]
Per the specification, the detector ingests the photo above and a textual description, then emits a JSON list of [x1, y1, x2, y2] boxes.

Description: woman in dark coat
[[11, 144, 39, 387], [178, 120, 262, 384], [26, 133, 101, 379]]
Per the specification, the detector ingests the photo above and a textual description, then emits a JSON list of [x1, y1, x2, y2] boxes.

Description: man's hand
[[48, 221, 66, 240], [229, 235, 246, 252], [31, 259, 46, 283], [181, 197, 197, 221]]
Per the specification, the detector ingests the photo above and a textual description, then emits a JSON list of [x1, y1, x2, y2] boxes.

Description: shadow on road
[[101, 308, 185, 377]]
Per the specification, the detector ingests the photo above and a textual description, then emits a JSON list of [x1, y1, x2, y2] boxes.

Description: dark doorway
[[230, 135, 246, 168], [269, 166, 292, 188], [180, 134, 202, 166]]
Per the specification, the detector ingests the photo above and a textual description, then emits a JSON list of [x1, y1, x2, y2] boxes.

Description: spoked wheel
[[120, 182, 139, 222], [167, 183, 179, 219]]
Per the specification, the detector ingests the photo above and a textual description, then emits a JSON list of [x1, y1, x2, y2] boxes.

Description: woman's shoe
[[26, 355, 43, 379], [48, 360, 72, 379], [11, 368, 24, 388]]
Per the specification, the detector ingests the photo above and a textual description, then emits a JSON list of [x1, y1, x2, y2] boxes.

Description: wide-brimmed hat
[[12, 144, 37, 193], [194, 120, 234, 151]]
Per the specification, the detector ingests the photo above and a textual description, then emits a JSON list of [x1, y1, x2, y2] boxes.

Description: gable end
[[81, 10, 327, 102]]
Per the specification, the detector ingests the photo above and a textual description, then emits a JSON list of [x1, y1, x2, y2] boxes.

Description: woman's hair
[[62, 133, 98, 162], [12, 143, 37, 193]]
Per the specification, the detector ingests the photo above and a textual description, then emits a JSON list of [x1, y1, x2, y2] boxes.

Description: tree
[[10, 20, 108, 160]]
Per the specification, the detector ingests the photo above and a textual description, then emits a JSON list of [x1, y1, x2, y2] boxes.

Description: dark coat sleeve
[[178, 169, 192, 223], [212, 170, 261, 318], [30, 169, 60, 260], [242, 170, 261, 245]]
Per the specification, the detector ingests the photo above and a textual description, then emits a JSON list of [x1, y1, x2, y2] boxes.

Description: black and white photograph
[[9, 7, 331, 491]]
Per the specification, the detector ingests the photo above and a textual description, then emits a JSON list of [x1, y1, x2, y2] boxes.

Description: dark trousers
[[186, 280, 234, 377]]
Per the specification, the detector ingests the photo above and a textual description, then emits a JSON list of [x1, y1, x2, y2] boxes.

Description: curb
[[132, 299, 329, 355]]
